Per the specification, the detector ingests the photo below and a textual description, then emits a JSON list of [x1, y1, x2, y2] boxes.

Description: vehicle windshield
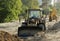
[[29, 11, 41, 18]]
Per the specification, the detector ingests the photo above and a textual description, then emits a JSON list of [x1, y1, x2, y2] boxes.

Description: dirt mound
[[0, 31, 22, 41]]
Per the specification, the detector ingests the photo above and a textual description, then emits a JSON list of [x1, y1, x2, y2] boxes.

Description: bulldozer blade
[[18, 26, 43, 37]]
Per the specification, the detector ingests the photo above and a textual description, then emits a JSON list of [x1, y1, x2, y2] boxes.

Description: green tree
[[0, 0, 22, 23], [20, 0, 39, 19], [21, 0, 39, 9]]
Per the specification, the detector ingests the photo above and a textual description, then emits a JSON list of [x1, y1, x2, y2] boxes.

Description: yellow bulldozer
[[49, 7, 57, 22]]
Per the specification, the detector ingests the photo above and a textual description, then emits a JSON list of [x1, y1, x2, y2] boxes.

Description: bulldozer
[[49, 7, 57, 21], [18, 9, 46, 37]]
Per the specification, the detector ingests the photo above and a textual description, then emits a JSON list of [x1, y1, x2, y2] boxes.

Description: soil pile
[[0, 31, 22, 41]]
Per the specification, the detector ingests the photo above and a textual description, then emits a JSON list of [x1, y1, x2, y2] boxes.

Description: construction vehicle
[[49, 7, 57, 21], [18, 9, 46, 37]]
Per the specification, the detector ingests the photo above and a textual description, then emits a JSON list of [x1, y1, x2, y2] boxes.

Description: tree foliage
[[0, 0, 39, 23], [0, 0, 22, 22], [21, 0, 39, 9]]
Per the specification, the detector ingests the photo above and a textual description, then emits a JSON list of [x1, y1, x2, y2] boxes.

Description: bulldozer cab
[[27, 9, 42, 19], [25, 9, 46, 25]]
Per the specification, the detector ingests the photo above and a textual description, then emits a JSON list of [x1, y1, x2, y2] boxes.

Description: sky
[[38, 0, 42, 5], [51, 0, 57, 5]]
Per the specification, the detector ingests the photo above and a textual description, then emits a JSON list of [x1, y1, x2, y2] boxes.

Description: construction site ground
[[0, 16, 60, 41]]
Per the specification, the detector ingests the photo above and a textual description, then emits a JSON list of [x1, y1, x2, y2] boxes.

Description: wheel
[[39, 24, 46, 31]]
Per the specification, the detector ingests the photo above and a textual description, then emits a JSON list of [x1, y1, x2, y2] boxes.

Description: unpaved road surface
[[0, 21, 20, 35], [0, 16, 60, 41], [45, 16, 60, 41]]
